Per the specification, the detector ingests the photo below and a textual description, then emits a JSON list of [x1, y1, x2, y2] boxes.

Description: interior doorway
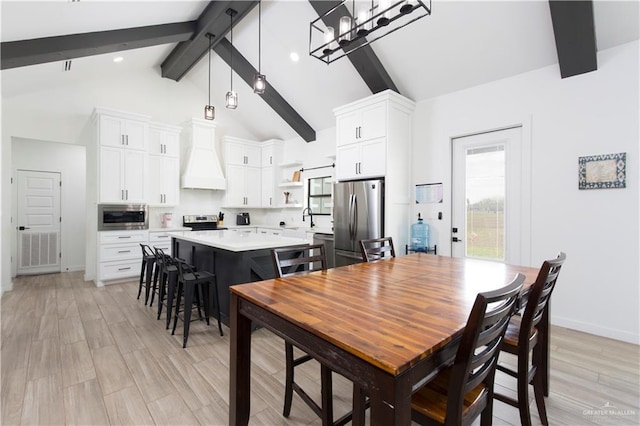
[[16, 170, 62, 275], [451, 127, 529, 265]]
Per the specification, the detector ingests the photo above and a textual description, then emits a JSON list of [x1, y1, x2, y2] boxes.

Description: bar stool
[[138, 244, 156, 304], [172, 258, 223, 348], [153, 247, 179, 324]]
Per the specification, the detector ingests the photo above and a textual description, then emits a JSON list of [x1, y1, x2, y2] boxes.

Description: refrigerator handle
[[348, 194, 353, 240], [352, 193, 358, 240]]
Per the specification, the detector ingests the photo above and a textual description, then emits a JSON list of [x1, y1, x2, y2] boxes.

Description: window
[[307, 176, 332, 215]]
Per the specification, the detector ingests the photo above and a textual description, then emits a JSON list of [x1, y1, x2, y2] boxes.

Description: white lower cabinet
[[149, 231, 173, 256], [229, 227, 256, 234], [97, 230, 148, 285], [257, 227, 283, 236]]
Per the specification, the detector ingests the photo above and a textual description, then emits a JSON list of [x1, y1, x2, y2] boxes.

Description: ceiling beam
[[214, 38, 316, 142], [548, 0, 597, 78], [0, 22, 196, 70], [308, 0, 399, 94], [161, 1, 258, 81]]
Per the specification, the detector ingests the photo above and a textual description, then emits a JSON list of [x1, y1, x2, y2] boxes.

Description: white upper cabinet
[[148, 124, 180, 157], [94, 108, 150, 203], [223, 138, 283, 208], [148, 123, 181, 207], [336, 102, 386, 146], [225, 139, 261, 167], [99, 114, 147, 151]]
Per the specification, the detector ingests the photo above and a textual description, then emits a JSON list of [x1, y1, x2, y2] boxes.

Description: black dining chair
[[359, 236, 396, 262], [271, 244, 351, 426], [411, 273, 525, 425], [494, 252, 566, 426]]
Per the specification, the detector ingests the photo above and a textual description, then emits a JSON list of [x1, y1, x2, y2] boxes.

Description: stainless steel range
[[183, 215, 227, 231]]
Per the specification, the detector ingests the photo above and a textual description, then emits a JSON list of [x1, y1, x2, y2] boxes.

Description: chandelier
[[309, 0, 432, 64]]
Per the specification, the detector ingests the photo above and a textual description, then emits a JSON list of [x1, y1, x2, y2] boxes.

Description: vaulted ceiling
[[1, 1, 638, 142]]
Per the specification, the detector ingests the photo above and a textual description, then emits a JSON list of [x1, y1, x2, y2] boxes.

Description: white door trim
[[447, 118, 532, 265]]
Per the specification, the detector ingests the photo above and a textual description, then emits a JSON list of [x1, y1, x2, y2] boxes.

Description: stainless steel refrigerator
[[333, 179, 384, 267]]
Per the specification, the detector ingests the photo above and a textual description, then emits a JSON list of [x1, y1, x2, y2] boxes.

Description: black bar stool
[[172, 258, 223, 348], [153, 247, 179, 323], [138, 244, 156, 304]]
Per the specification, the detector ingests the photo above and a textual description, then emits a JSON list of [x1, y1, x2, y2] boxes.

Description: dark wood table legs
[[230, 293, 252, 426]]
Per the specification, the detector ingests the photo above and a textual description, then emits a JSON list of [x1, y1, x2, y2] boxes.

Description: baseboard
[[553, 316, 639, 344]]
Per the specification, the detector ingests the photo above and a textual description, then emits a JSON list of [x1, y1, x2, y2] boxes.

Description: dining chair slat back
[[494, 252, 566, 426], [272, 244, 327, 277], [359, 237, 396, 262], [412, 273, 525, 425]]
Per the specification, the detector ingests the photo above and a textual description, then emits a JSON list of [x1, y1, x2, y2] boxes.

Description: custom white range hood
[[181, 118, 226, 190]]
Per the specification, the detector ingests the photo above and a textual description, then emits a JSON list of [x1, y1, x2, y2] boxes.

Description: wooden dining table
[[229, 253, 542, 425]]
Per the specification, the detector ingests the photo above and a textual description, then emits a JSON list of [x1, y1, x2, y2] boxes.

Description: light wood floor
[[1, 271, 638, 425]]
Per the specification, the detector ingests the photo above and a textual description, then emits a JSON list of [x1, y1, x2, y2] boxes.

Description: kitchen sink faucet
[[302, 207, 315, 228]]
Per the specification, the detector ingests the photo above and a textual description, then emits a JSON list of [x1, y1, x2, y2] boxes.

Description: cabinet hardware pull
[[125, 190, 128, 200], [126, 134, 129, 145], [118, 250, 131, 253], [118, 236, 132, 239], [118, 267, 132, 271], [121, 134, 125, 145]]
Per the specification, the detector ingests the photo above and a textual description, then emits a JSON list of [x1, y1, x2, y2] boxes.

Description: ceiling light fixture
[[253, 0, 266, 94], [309, 0, 431, 64], [226, 8, 238, 109], [290, 52, 300, 62], [113, 56, 124, 63], [204, 33, 215, 121]]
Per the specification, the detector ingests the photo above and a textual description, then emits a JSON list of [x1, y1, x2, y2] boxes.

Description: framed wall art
[[578, 152, 626, 189]]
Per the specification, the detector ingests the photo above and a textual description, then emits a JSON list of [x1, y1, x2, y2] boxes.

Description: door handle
[[452, 237, 462, 242], [18, 226, 30, 231]]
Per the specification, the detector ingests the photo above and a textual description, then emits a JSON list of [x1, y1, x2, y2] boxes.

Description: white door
[[452, 127, 528, 264], [16, 170, 62, 275]]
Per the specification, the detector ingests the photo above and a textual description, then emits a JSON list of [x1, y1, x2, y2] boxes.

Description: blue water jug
[[411, 213, 429, 252]]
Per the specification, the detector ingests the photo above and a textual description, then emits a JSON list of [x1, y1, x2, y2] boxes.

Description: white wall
[[12, 138, 86, 273], [412, 41, 639, 343]]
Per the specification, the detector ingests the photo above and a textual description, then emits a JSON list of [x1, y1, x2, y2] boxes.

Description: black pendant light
[[253, 0, 266, 94], [226, 8, 238, 109], [204, 33, 215, 120]]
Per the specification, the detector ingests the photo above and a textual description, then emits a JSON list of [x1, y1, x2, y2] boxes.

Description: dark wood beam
[[214, 38, 316, 142], [548, 0, 597, 78], [308, 0, 398, 94], [0, 22, 196, 70], [161, 1, 258, 81]]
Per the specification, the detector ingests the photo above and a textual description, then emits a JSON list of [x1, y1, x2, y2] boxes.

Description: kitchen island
[[169, 230, 310, 325]]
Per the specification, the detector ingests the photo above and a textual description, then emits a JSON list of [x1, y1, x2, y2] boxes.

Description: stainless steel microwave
[[98, 204, 148, 231]]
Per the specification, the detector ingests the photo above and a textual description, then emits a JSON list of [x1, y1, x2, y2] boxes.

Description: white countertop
[[168, 230, 310, 252]]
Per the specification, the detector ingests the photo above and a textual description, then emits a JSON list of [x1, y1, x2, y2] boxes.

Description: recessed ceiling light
[[113, 56, 124, 63], [290, 52, 300, 62]]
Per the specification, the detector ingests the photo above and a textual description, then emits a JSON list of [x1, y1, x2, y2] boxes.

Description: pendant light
[[253, 0, 266, 94], [226, 8, 238, 109], [204, 33, 215, 120]]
